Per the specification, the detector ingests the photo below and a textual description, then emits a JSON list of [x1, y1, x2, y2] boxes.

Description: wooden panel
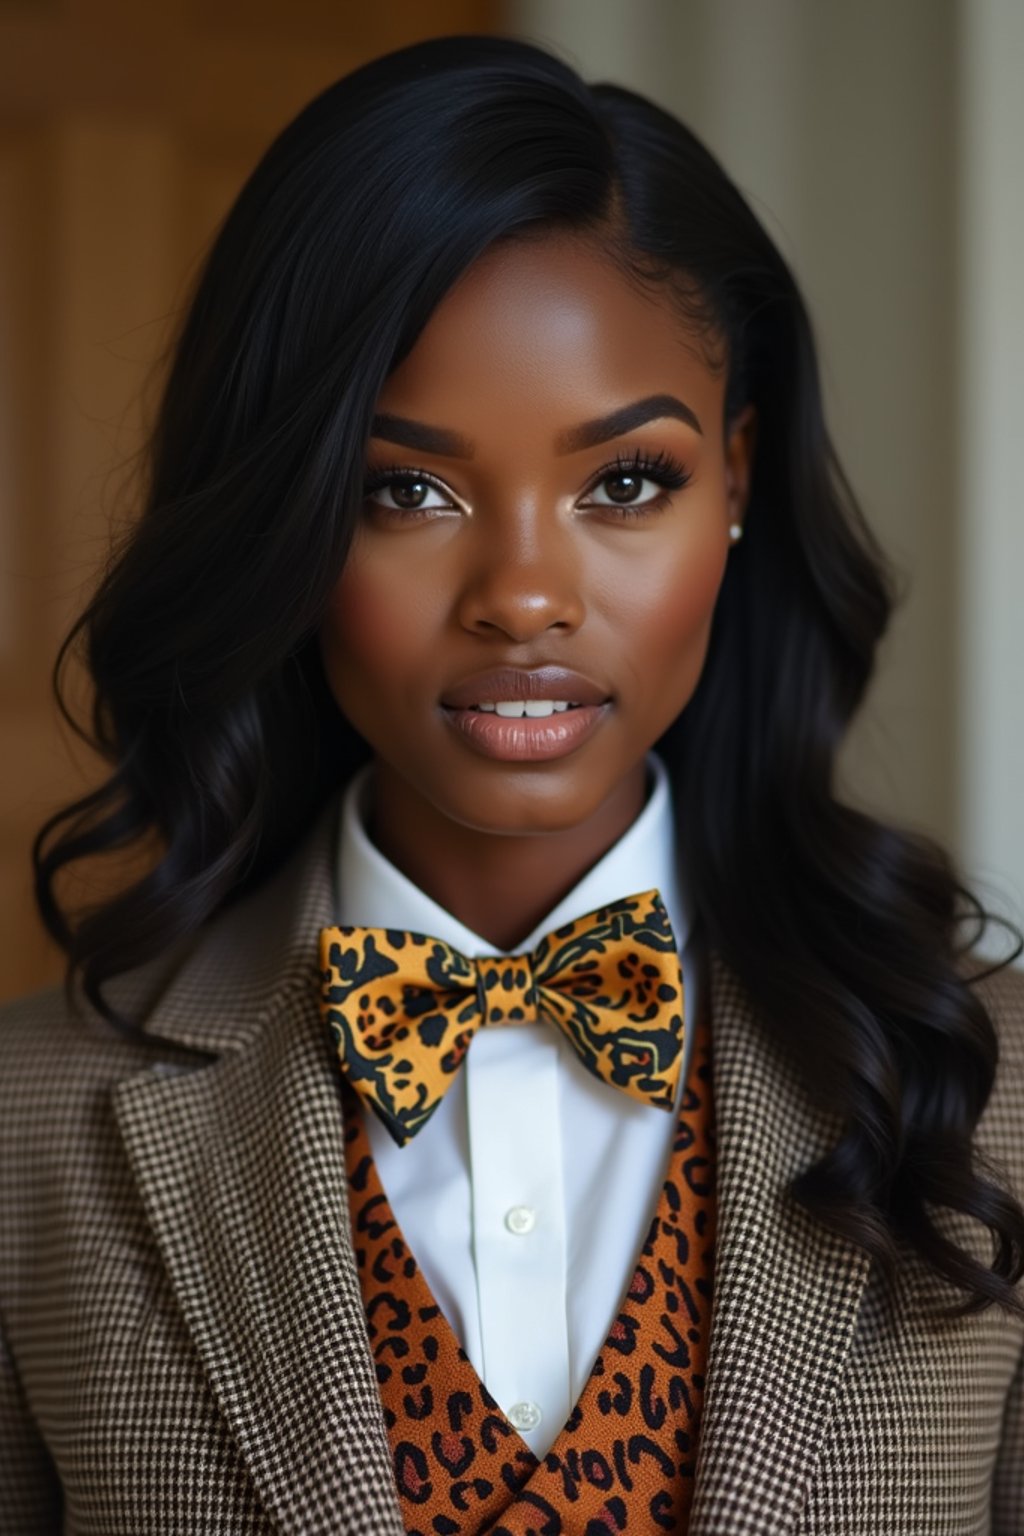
[[47, 119, 182, 659], [0, 129, 48, 685], [0, 4, 499, 144], [188, 0, 495, 44], [0, 135, 31, 665]]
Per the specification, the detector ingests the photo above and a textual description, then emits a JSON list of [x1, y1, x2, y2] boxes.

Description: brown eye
[[602, 472, 646, 505], [385, 476, 431, 510], [583, 471, 683, 513], [581, 449, 693, 515], [362, 465, 461, 519]]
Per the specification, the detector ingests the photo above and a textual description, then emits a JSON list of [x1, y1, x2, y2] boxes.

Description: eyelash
[[361, 448, 693, 522], [591, 449, 693, 518]]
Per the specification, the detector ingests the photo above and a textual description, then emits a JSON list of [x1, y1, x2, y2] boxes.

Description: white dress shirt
[[332, 751, 701, 1461]]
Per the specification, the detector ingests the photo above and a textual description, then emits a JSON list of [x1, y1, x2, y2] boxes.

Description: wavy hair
[[33, 33, 1024, 1321]]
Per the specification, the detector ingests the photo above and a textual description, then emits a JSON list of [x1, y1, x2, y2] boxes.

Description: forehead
[[377, 232, 728, 441]]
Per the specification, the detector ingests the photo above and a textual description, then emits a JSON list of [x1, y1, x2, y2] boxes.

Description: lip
[[441, 701, 611, 762], [440, 666, 610, 710]]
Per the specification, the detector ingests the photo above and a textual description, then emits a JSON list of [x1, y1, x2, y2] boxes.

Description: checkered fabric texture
[[1, 788, 1022, 1534]]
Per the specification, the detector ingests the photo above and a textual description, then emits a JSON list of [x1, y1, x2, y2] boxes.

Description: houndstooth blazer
[[1, 788, 1023, 1535]]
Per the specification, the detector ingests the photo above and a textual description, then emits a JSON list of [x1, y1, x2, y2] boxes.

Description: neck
[[365, 759, 649, 951]]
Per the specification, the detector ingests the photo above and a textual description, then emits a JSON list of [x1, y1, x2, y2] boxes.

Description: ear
[[724, 403, 757, 532]]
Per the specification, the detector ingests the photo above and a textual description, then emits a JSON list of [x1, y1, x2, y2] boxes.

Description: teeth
[[482, 700, 575, 718]]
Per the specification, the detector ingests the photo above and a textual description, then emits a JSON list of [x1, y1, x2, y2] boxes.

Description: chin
[[431, 776, 614, 839]]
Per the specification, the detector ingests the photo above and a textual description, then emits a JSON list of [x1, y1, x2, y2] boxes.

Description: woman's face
[[319, 231, 755, 838]]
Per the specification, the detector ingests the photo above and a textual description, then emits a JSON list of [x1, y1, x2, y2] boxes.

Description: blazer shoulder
[[972, 957, 1024, 1064], [0, 950, 199, 1170], [0, 987, 134, 1164], [0, 978, 120, 1082], [0, 960, 212, 1297], [969, 958, 1024, 1185], [0, 922, 200, 1059]]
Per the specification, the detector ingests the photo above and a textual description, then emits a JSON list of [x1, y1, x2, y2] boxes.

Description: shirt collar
[[333, 751, 692, 957]]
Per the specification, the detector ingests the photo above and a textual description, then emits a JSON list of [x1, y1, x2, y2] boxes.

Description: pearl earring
[[728, 523, 743, 544]]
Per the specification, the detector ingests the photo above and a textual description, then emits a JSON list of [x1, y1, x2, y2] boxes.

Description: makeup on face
[[439, 665, 612, 763], [317, 229, 754, 938]]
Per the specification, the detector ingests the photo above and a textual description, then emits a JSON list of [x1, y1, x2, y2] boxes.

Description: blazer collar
[[110, 788, 870, 1535]]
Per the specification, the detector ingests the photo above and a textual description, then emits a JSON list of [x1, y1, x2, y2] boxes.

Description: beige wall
[[958, 0, 1024, 940], [512, 0, 1023, 949]]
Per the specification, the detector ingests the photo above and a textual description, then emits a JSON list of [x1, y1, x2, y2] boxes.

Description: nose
[[455, 508, 586, 643]]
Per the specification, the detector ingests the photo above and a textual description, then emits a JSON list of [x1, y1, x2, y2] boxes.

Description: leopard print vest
[[340, 1002, 716, 1534]]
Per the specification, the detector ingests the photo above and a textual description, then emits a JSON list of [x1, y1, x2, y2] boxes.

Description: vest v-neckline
[[341, 1003, 716, 1532]]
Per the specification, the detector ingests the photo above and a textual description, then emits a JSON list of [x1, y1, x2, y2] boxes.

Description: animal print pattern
[[320, 890, 685, 1147], [340, 1000, 716, 1534]]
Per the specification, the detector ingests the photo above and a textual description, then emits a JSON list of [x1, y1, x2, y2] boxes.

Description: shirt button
[[508, 1400, 542, 1431], [504, 1205, 536, 1235]]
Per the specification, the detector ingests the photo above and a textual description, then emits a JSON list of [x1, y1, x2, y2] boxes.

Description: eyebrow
[[370, 413, 474, 457], [370, 392, 702, 458], [556, 394, 703, 450]]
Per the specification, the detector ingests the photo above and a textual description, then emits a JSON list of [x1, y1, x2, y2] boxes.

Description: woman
[[1, 32, 1022, 1536]]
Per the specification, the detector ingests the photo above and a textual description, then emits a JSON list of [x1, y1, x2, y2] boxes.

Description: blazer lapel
[[111, 791, 405, 1536], [690, 949, 872, 1533]]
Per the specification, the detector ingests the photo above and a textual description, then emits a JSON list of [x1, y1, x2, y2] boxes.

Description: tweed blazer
[[1, 790, 1023, 1536]]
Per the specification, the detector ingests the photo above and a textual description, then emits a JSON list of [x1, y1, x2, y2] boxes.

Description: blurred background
[[2, 0, 1022, 1000]]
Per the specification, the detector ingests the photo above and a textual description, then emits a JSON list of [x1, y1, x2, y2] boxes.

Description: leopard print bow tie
[[318, 889, 684, 1147]]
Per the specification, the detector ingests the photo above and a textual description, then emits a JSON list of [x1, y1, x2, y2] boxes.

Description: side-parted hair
[[33, 34, 1024, 1320]]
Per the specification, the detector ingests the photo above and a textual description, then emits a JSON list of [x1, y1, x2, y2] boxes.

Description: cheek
[[603, 524, 728, 706], [617, 524, 727, 643], [320, 546, 438, 687], [673, 541, 728, 660]]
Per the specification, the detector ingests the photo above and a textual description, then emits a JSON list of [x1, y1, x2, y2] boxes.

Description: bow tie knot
[[475, 955, 538, 1024], [319, 890, 685, 1146]]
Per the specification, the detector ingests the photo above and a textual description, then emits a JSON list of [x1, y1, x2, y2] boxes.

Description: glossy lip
[[440, 665, 611, 710], [441, 700, 611, 762]]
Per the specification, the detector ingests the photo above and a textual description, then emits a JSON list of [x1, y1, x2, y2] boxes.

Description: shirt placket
[[465, 1020, 571, 1454]]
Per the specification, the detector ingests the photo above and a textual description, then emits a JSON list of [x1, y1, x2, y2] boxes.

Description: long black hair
[[33, 33, 1024, 1321]]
